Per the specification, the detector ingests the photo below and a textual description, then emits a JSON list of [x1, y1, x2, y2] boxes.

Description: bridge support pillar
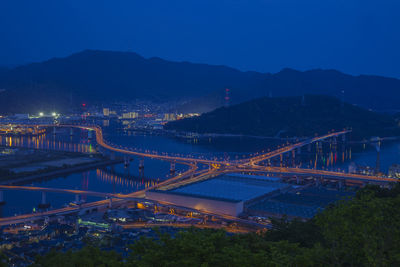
[[124, 156, 130, 168], [296, 176, 300, 185], [75, 194, 80, 203], [139, 158, 144, 170], [108, 198, 112, 208], [292, 150, 296, 167], [170, 161, 176, 174], [70, 128, 74, 136], [110, 152, 116, 161], [38, 192, 50, 209], [0, 190, 5, 205], [88, 130, 93, 140], [53, 127, 57, 135]]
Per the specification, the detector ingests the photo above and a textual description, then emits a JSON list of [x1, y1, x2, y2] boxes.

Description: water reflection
[[0, 131, 95, 154], [96, 168, 159, 190]]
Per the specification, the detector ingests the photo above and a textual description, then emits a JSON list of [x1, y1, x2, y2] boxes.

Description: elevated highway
[[243, 130, 350, 165], [0, 185, 122, 199], [0, 123, 395, 227], [239, 166, 397, 183], [2, 124, 349, 168]]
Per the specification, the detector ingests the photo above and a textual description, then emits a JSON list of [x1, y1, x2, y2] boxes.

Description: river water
[[0, 123, 399, 217]]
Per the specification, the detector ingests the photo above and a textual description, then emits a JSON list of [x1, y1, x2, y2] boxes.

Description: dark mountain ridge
[[0, 50, 399, 114]]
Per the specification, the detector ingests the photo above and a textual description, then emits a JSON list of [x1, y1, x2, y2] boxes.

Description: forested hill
[[165, 95, 400, 139]]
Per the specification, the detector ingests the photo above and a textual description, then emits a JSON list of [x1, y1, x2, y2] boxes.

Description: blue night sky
[[0, 0, 399, 77]]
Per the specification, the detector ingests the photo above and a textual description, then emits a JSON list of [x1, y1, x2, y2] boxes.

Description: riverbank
[[120, 128, 306, 141], [1, 159, 123, 185]]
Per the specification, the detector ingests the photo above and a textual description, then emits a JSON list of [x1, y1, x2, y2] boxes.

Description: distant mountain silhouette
[[0, 50, 399, 113], [0, 67, 8, 78], [165, 95, 400, 139]]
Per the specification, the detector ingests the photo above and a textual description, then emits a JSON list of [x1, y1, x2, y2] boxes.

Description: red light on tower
[[81, 103, 88, 118], [224, 88, 230, 107]]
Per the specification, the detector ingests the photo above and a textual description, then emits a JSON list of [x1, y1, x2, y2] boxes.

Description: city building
[[389, 164, 400, 178], [163, 113, 176, 121], [122, 112, 139, 119]]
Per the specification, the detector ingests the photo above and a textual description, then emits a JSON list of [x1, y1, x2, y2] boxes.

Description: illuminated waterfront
[[0, 124, 399, 218]]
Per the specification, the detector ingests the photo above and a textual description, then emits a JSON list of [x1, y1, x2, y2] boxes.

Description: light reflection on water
[[0, 126, 399, 217]]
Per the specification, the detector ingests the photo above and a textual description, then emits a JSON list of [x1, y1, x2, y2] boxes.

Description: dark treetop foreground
[[29, 184, 400, 267]]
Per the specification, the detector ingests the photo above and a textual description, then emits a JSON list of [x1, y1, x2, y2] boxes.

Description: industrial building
[[146, 173, 292, 217], [146, 173, 355, 219]]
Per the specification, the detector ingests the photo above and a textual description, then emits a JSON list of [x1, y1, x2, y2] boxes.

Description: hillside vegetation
[[165, 95, 399, 139]]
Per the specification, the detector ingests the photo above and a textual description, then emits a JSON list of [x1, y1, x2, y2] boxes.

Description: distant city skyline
[[1, 0, 400, 78]]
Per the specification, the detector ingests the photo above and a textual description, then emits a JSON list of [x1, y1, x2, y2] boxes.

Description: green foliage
[[32, 246, 123, 267], [263, 216, 323, 248], [0, 252, 8, 267], [33, 184, 400, 266], [314, 186, 400, 266], [166, 95, 399, 139], [127, 229, 314, 267]]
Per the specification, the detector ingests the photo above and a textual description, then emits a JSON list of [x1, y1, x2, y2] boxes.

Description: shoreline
[[0, 159, 123, 186], [119, 128, 400, 143]]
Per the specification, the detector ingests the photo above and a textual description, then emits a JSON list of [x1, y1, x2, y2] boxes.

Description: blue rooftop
[[170, 174, 289, 202], [249, 187, 355, 218]]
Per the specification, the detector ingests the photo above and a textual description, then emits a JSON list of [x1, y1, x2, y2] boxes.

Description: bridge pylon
[[38, 192, 50, 210], [124, 156, 130, 168], [170, 161, 176, 174], [0, 191, 5, 205], [291, 150, 296, 167], [139, 158, 144, 170], [88, 130, 93, 140]]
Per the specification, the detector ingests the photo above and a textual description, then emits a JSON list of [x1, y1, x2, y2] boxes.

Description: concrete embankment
[[0, 159, 123, 185]]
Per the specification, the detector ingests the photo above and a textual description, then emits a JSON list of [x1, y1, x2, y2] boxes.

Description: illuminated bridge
[[0, 123, 395, 227], [3, 123, 350, 167]]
